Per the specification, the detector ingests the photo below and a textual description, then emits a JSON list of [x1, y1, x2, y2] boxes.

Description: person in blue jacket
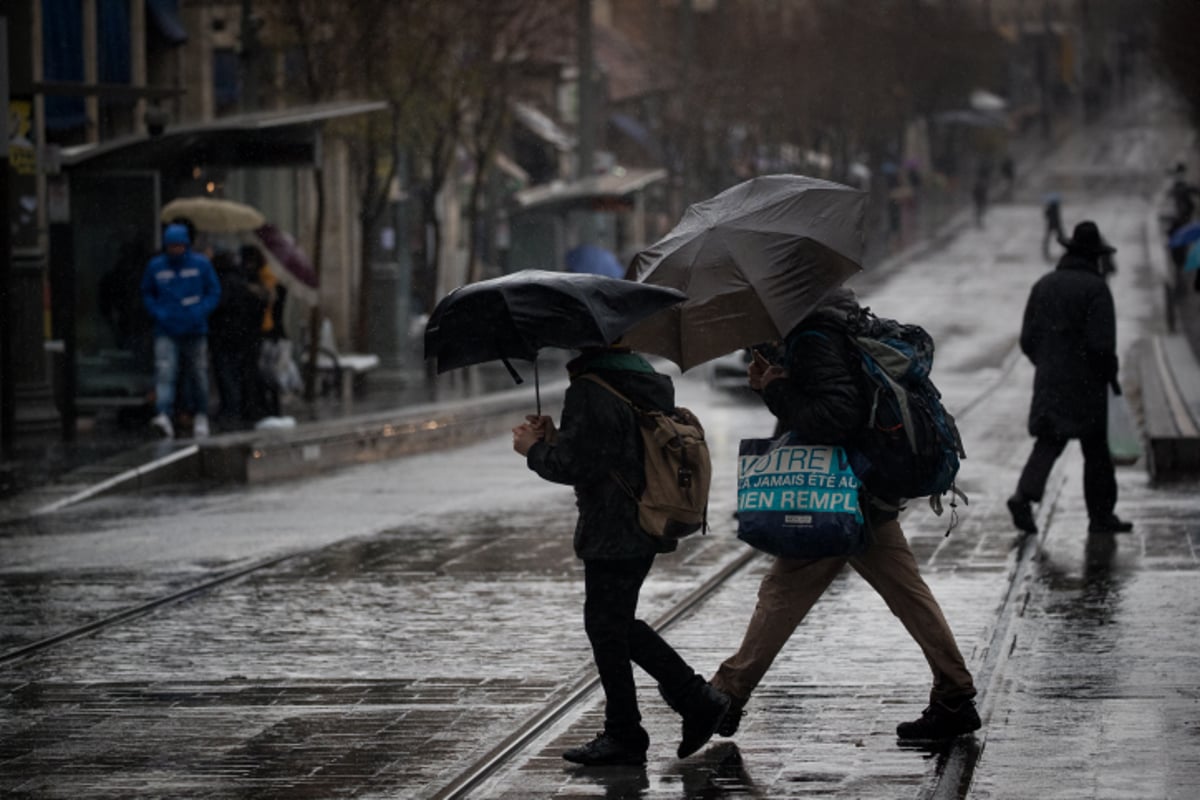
[[141, 222, 221, 438]]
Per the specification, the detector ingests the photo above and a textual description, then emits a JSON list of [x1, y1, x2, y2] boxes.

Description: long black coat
[[1020, 254, 1117, 439], [525, 351, 677, 560]]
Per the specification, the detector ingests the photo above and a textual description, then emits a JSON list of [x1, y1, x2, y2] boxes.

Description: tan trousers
[[712, 518, 976, 705]]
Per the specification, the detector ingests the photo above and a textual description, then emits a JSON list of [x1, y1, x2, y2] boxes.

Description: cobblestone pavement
[[3, 90, 1200, 799]]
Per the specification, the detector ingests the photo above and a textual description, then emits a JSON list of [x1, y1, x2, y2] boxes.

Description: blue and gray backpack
[[842, 310, 967, 518]]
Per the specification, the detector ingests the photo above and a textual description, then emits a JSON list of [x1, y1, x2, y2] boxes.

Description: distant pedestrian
[[1042, 193, 1065, 261], [512, 346, 729, 766], [972, 165, 990, 228], [1000, 155, 1015, 200], [141, 223, 221, 439], [1167, 163, 1198, 236], [208, 249, 268, 427], [1007, 221, 1133, 538], [710, 289, 981, 745], [240, 245, 284, 421]]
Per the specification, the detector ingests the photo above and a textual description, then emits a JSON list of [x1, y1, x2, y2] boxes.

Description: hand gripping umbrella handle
[[499, 357, 538, 415]]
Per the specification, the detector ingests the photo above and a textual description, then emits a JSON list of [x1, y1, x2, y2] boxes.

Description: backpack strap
[[576, 372, 634, 407], [575, 373, 643, 501]]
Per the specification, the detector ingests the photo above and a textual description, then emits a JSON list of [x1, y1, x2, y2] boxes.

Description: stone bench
[[1139, 334, 1200, 479], [312, 351, 381, 404]]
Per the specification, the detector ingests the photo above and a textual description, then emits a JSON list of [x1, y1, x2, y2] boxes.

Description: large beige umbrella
[[621, 174, 866, 370], [160, 196, 266, 233]]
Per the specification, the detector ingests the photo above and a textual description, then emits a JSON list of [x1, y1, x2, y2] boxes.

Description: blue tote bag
[[736, 434, 869, 559]]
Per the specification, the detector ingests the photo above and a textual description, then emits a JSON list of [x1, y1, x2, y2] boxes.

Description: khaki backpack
[[578, 374, 711, 539]]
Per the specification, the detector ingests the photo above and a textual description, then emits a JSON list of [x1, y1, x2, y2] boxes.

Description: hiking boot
[[193, 414, 210, 439], [659, 679, 730, 758], [562, 732, 647, 766], [150, 413, 174, 439], [715, 694, 747, 737], [1088, 514, 1133, 534], [896, 700, 981, 742], [1006, 494, 1037, 535]]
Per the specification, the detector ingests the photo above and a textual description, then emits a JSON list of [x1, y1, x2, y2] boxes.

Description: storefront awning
[[511, 168, 667, 215], [61, 100, 388, 172], [512, 101, 575, 151]]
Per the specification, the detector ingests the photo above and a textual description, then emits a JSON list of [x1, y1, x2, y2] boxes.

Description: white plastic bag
[[259, 339, 303, 395], [1107, 387, 1142, 466]]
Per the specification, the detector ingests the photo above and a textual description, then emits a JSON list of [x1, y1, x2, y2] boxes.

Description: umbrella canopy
[[160, 196, 266, 233], [424, 269, 686, 375], [565, 244, 625, 278], [245, 223, 319, 307], [621, 174, 866, 370], [1168, 221, 1200, 249]]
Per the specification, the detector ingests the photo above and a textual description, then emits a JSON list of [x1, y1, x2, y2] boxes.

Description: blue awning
[[147, 0, 188, 45], [608, 112, 664, 163]]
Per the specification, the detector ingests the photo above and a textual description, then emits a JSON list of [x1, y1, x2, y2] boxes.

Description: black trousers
[[583, 557, 698, 746], [1017, 430, 1116, 520]]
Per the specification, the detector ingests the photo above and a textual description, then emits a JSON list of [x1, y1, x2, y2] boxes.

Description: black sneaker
[[896, 700, 981, 742], [1088, 515, 1133, 534], [715, 694, 747, 737], [562, 732, 647, 766], [1006, 495, 1037, 535]]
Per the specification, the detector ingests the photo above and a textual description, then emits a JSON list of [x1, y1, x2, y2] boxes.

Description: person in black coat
[[708, 288, 980, 744], [208, 250, 268, 426], [1007, 221, 1133, 536], [512, 346, 729, 766]]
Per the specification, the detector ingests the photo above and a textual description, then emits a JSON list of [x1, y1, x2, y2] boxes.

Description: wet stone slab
[[970, 470, 1200, 800]]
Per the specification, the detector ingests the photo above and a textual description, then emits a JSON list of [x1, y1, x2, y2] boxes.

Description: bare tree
[[457, 0, 571, 284]]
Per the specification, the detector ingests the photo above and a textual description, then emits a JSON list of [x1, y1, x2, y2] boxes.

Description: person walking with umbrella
[[705, 289, 981, 744], [512, 344, 730, 766], [1006, 221, 1133, 537]]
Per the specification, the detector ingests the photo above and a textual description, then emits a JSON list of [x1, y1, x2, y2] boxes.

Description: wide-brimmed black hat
[[1063, 220, 1116, 257]]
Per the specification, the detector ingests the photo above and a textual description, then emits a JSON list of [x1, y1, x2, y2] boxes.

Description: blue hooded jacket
[[141, 224, 222, 337]]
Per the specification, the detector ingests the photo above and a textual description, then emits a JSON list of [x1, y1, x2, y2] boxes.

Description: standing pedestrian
[[208, 249, 268, 427], [972, 164, 990, 228], [1007, 221, 1133, 537], [239, 245, 283, 421], [512, 346, 729, 766], [1042, 192, 1065, 261], [1000, 155, 1015, 200], [1167, 162, 1197, 236], [141, 222, 221, 439], [710, 289, 981, 744]]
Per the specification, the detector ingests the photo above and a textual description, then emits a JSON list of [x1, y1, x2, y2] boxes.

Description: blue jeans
[[154, 335, 209, 417]]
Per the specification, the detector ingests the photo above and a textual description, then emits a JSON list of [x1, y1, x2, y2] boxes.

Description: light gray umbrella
[[621, 174, 866, 370]]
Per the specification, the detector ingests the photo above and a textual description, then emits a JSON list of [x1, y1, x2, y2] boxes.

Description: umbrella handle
[[535, 359, 541, 416], [500, 358, 524, 385]]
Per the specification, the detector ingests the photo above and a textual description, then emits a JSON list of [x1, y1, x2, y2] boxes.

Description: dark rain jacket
[[761, 312, 901, 522], [525, 351, 677, 561], [1020, 253, 1118, 440]]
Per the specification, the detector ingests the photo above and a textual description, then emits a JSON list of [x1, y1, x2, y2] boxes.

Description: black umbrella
[[622, 174, 865, 370], [424, 269, 686, 412]]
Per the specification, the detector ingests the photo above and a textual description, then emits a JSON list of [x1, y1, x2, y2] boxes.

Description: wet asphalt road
[[3, 87, 1200, 799]]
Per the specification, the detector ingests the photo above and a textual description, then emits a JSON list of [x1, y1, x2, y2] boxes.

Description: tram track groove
[[0, 550, 305, 665]]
